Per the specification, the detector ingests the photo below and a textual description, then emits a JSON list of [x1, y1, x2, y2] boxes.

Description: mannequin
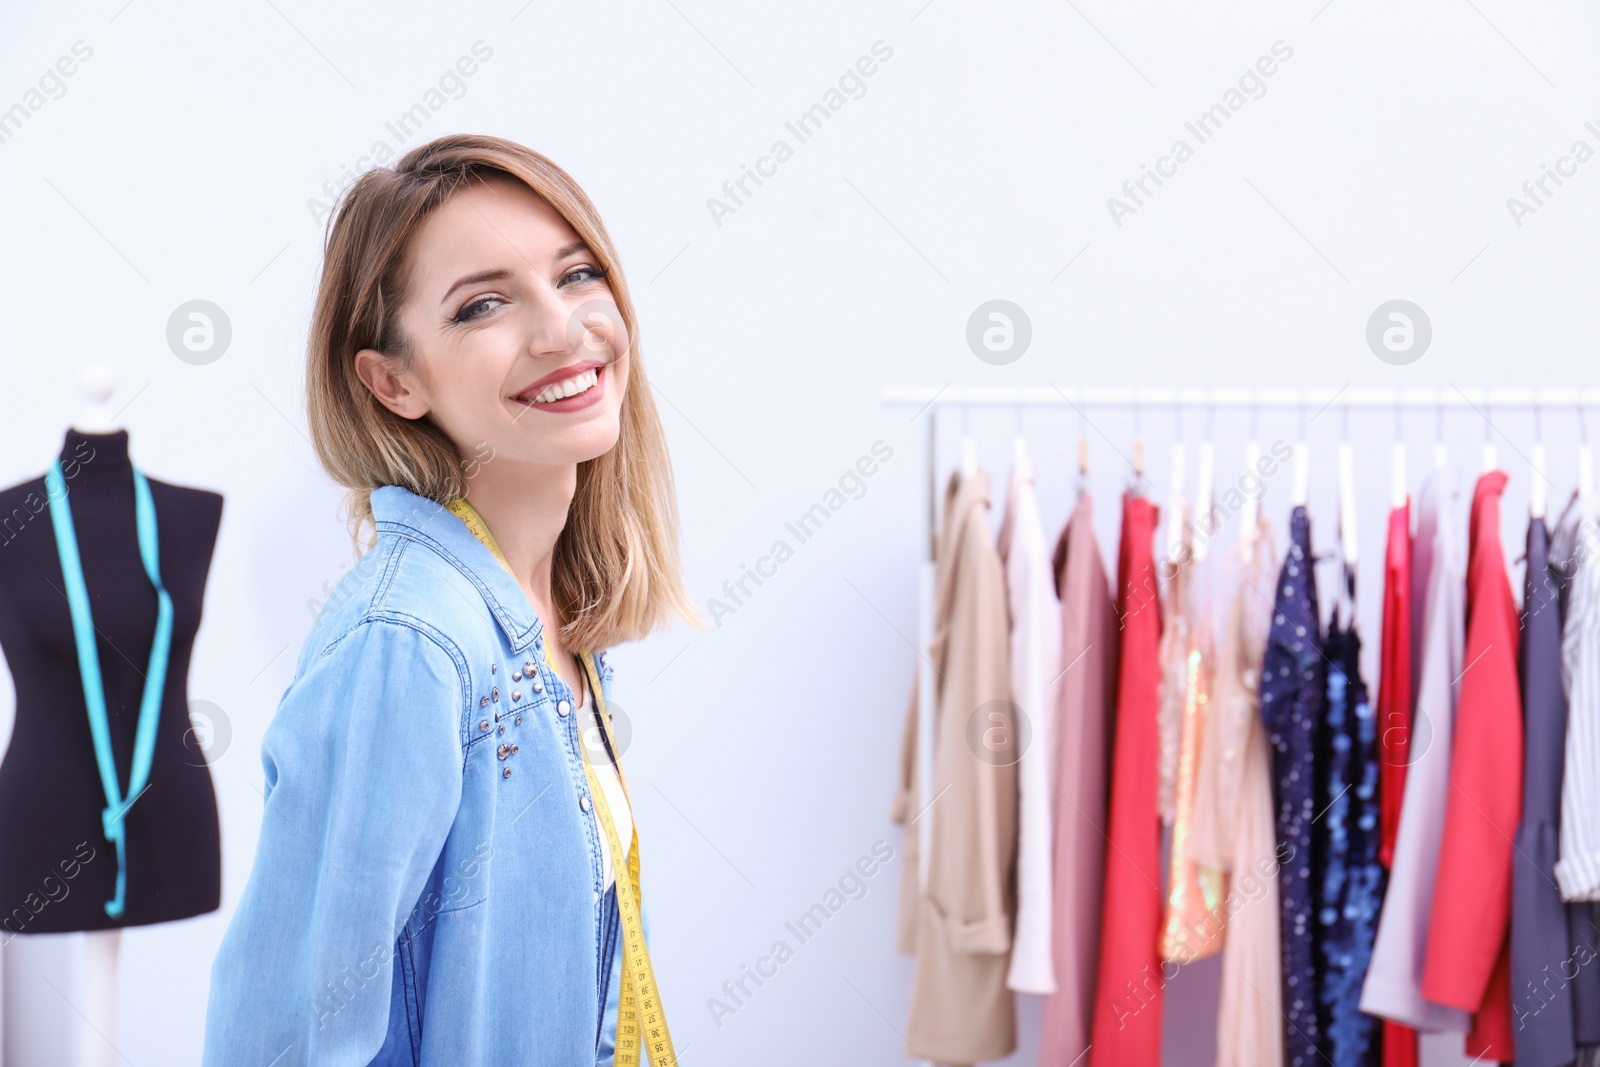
[[0, 364, 223, 1066]]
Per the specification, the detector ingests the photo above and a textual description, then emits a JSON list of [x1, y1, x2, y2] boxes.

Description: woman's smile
[[511, 361, 607, 413]]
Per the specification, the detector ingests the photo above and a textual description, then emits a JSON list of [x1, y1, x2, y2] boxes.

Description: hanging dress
[[1315, 565, 1384, 1067], [1088, 491, 1164, 1067], [1551, 490, 1600, 1058], [1512, 511, 1578, 1067], [1375, 498, 1419, 1067], [998, 444, 1062, 996], [1259, 504, 1326, 1067], [1422, 469, 1521, 1062], [1037, 491, 1118, 1066], [1160, 507, 1224, 963], [1192, 513, 1283, 1067], [1359, 467, 1472, 1036]]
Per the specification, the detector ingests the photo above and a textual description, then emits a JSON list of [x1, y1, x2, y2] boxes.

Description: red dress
[[1377, 502, 1418, 1067], [1421, 470, 1522, 1061], [1088, 493, 1163, 1066]]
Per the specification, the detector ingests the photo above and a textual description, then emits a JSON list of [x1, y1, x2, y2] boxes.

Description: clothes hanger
[[1481, 401, 1497, 473], [1338, 404, 1358, 568], [1434, 396, 1448, 471], [1012, 405, 1030, 481], [961, 404, 977, 480], [1530, 403, 1546, 521], [1193, 402, 1215, 565], [1167, 405, 1187, 564], [1076, 407, 1090, 497], [1291, 398, 1310, 508], [1580, 404, 1594, 502], [1239, 399, 1261, 566], [1391, 402, 1407, 510], [1129, 397, 1145, 494]]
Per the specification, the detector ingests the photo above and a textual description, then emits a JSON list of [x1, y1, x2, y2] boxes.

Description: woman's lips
[[511, 363, 606, 413]]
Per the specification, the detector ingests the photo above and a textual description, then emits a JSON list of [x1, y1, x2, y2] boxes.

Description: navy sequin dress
[[1259, 505, 1326, 1067], [1316, 568, 1384, 1066]]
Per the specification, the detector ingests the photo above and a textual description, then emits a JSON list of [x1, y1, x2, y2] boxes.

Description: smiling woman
[[202, 134, 703, 1067]]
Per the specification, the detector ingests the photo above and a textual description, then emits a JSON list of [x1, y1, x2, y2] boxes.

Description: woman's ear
[[354, 348, 430, 419]]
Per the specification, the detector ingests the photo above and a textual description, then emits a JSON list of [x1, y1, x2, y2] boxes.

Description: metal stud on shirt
[[492, 686, 499, 702], [503, 767, 511, 778], [479, 720, 490, 731], [579, 794, 591, 813]]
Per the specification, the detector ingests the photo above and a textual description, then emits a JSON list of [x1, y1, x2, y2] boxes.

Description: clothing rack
[[879, 383, 1591, 1064]]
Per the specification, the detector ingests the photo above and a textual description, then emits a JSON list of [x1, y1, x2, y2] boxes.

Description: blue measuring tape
[[45, 458, 174, 919]]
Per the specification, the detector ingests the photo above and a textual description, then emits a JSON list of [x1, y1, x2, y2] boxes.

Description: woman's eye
[[454, 295, 505, 323], [561, 264, 608, 287]]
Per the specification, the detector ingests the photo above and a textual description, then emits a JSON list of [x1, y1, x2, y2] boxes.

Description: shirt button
[[558, 700, 571, 717], [580, 794, 591, 813]]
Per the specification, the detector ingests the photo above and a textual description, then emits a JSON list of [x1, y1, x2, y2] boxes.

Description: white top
[[999, 443, 1061, 994], [1358, 467, 1472, 1032], [576, 664, 632, 891], [1554, 490, 1600, 900]]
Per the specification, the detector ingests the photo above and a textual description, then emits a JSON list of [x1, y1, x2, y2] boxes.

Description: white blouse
[[1358, 467, 1472, 1032], [1553, 491, 1600, 901], [998, 445, 1061, 995], [576, 663, 632, 891]]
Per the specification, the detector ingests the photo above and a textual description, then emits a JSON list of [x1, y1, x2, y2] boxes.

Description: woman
[[203, 134, 701, 1066]]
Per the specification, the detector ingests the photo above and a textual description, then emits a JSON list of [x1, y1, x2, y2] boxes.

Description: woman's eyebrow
[[440, 267, 513, 306], [438, 243, 594, 307], [551, 240, 590, 263]]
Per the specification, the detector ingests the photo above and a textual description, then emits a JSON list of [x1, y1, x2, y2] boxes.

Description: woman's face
[[357, 174, 630, 473]]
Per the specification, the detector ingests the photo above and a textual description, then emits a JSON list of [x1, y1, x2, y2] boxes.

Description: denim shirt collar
[[370, 484, 546, 655]]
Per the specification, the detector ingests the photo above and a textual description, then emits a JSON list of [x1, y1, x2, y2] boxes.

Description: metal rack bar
[[881, 385, 1600, 408]]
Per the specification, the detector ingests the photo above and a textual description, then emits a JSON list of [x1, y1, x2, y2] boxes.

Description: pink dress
[[1197, 516, 1285, 1067], [1036, 492, 1118, 1065]]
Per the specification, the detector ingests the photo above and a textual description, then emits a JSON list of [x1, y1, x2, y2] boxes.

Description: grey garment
[[1569, 901, 1600, 1047], [1512, 515, 1577, 1067]]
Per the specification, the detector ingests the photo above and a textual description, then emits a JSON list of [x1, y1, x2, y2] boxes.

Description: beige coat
[[892, 466, 1019, 1065]]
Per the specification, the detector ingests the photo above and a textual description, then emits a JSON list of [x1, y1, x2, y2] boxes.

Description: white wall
[[2, 0, 1596, 1063]]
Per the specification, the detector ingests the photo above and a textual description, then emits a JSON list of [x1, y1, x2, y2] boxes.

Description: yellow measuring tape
[[444, 497, 678, 1067]]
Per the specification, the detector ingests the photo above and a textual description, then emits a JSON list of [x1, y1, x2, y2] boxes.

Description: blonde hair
[[306, 133, 703, 651]]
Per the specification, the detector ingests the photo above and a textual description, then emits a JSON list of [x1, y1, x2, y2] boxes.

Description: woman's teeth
[[528, 368, 597, 404]]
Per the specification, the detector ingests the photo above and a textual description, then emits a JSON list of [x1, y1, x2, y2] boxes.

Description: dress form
[[0, 365, 223, 1066]]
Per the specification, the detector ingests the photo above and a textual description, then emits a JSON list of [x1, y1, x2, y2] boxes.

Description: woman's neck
[[462, 454, 577, 639]]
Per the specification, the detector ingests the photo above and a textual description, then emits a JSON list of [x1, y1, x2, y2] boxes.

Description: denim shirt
[[203, 484, 634, 1066]]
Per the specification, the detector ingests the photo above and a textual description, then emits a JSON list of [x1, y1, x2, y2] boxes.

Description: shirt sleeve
[[202, 619, 466, 1066]]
